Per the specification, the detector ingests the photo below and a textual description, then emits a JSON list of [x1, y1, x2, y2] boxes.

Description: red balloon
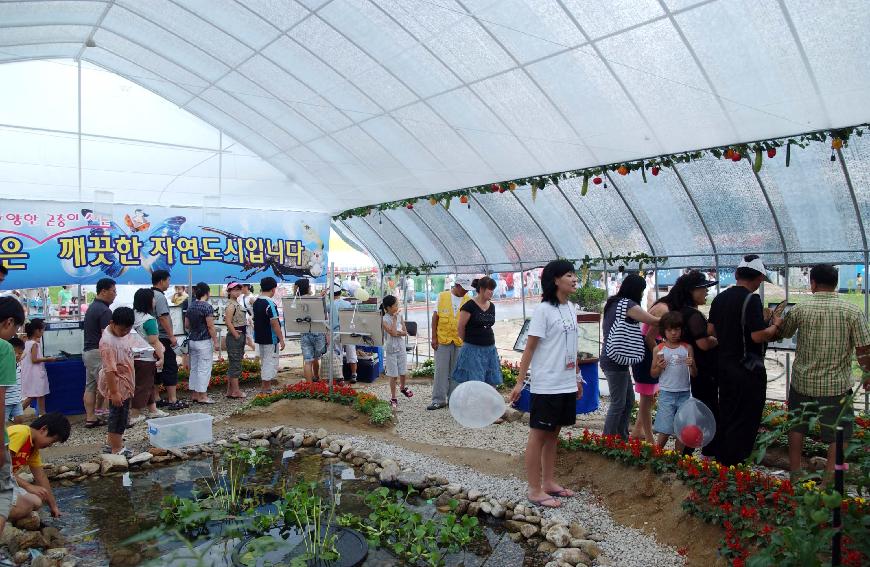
[[680, 424, 704, 448]]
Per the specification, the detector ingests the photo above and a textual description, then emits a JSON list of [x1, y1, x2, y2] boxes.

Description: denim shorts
[[5, 403, 22, 422], [654, 390, 691, 436], [300, 333, 326, 362]]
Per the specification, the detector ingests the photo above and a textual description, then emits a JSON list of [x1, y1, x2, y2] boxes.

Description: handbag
[[739, 293, 766, 372], [604, 299, 645, 366]]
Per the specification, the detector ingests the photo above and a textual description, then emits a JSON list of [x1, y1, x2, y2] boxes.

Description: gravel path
[[345, 435, 685, 567], [355, 380, 607, 456]]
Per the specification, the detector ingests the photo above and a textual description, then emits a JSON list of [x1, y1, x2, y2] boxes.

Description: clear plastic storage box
[[146, 413, 213, 449]]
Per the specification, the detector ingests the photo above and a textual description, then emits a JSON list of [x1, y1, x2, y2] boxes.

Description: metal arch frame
[[427, 203, 492, 272], [362, 0, 555, 202], [836, 147, 870, 316], [372, 210, 428, 265], [75, 0, 115, 61], [331, 220, 387, 276], [603, 173, 658, 257], [551, 183, 607, 262], [337, 217, 400, 266], [505, 191, 559, 258], [469, 194, 524, 269], [671, 164, 720, 284], [99, 1, 404, 196], [406, 208, 461, 269], [79, 22, 333, 194]]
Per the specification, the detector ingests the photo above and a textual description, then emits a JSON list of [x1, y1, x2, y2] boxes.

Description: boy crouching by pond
[[6, 412, 71, 520]]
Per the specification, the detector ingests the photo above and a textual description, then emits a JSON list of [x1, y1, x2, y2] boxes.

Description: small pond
[[48, 449, 536, 566]]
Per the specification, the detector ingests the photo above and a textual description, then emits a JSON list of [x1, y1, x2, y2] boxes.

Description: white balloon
[[449, 381, 506, 429], [673, 397, 717, 448], [354, 288, 370, 301]]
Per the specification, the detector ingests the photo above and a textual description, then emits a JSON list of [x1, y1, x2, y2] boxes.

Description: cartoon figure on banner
[[301, 222, 325, 278], [124, 209, 151, 232], [82, 209, 186, 278], [200, 225, 321, 281]]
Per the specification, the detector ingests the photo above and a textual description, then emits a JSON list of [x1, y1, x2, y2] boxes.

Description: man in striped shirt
[[779, 264, 870, 477]]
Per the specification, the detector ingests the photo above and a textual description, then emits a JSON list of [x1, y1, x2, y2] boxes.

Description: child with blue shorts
[[651, 311, 697, 450]]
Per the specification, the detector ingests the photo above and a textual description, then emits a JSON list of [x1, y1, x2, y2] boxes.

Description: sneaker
[[114, 447, 133, 458], [128, 415, 146, 427], [155, 399, 169, 408], [349, 375, 358, 384], [165, 400, 189, 411], [426, 402, 446, 411], [390, 398, 398, 409]]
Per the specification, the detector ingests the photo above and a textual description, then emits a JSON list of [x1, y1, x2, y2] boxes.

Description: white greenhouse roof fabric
[[1, 0, 869, 270]]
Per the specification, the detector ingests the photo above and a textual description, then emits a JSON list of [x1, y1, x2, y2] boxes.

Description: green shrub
[[569, 284, 607, 312]]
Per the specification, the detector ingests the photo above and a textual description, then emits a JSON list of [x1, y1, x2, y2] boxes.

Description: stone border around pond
[[32, 425, 610, 567]]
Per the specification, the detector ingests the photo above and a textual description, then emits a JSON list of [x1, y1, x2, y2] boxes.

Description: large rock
[[502, 407, 524, 423], [99, 453, 128, 474], [480, 501, 492, 515], [537, 541, 557, 553], [250, 429, 266, 439], [552, 547, 591, 565], [328, 442, 342, 454], [252, 439, 271, 448], [269, 426, 284, 437], [291, 434, 304, 448], [41, 527, 65, 548], [490, 502, 506, 518], [504, 520, 525, 533], [574, 539, 601, 559], [467, 488, 483, 501], [128, 452, 153, 466], [362, 462, 379, 476], [545, 524, 572, 548], [168, 448, 188, 460], [30, 555, 56, 567], [302, 435, 317, 447], [314, 428, 328, 440], [521, 523, 539, 539], [378, 459, 400, 483], [397, 470, 427, 489], [14, 512, 41, 532], [78, 462, 100, 476], [466, 502, 481, 517], [10, 526, 46, 552], [569, 524, 588, 540], [445, 483, 462, 495]]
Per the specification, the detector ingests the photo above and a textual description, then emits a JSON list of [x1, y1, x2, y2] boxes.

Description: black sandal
[[84, 419, 105, 429]]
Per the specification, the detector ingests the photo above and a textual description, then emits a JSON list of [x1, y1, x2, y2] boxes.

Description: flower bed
[[759, 401, 869, 458], [249, 381, 393, 425], [172, 359, 262, 392], [561, 430, 869, 566]]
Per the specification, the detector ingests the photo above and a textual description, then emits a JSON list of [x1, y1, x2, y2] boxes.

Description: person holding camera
[[708, 255, 782, 465]]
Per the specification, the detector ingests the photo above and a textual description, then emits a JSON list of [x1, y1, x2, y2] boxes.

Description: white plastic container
[[146, 413, 214, 449]]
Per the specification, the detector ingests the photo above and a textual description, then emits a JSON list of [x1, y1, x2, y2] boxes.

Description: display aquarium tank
[[576, 311, 601, 362]]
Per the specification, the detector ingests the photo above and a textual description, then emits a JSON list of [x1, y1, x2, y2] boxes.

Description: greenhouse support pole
[[77, 60, 82, 201], [520, 262, 526, 320], [784, 353, 790, 398], [327, 262, 335, 395], [425, 272, 431, 359], [654, 259, 660, 301], [864, 250, 869, 319], [831, 426, 844, 566], [783, 252, 789, 308]]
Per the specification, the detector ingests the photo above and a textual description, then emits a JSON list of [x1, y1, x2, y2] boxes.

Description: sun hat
[[226, 282, 241, 291], [682, 271, 718, 289], [737, 256, 773, 283]]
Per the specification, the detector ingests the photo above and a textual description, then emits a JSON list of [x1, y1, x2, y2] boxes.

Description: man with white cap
[[709, 255, 783, 465], [330, 278, 357, 384], [427, 276, 473, 410]]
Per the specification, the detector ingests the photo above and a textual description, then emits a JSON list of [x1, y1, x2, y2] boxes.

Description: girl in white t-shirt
[[510, 260, 581, 509]]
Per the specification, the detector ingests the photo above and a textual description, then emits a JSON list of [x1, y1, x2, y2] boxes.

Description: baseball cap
[[454, 275, 473, 289], [737, 256, 773, 283]]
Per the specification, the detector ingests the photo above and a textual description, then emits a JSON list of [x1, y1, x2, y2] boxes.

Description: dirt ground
[[556, 451, 726, 567]]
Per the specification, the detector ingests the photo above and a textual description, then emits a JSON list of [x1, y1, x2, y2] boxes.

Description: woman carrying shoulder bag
[[601, 274, 659, 439]]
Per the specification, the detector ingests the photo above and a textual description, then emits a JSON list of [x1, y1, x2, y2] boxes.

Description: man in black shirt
[[709, 255, 782, 465], [82, 278, 116, 427]]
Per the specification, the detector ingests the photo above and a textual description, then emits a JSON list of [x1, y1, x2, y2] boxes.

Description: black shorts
[[530, 392, 577, 431], [155, 337, 178, 386], [107, 398, 131, 435]]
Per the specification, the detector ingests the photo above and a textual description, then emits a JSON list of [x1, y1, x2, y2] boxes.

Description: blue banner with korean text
[[0, 200, 329, 289]]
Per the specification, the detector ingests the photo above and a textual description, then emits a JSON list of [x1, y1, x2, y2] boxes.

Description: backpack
[[604, 299, 645, 366]]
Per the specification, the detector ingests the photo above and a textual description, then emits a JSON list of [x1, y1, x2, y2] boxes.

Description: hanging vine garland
[[334, 123, 867, 221], [382, 262, 439, 277]]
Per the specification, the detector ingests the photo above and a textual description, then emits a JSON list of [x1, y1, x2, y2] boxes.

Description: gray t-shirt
[[152, 287, 171, 339]]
